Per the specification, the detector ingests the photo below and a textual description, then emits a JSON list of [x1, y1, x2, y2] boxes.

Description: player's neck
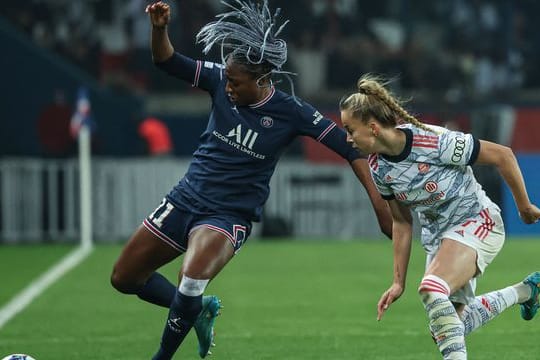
[[379, 128, 407, 156], [254, 84, 272, 104]]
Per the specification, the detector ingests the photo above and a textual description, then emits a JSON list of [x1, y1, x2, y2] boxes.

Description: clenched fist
[[146, 1, 171, 28]]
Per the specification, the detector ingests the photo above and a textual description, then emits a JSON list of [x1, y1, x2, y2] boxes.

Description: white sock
[[460, 286, 518, 336], [419, 275, 467, 360]]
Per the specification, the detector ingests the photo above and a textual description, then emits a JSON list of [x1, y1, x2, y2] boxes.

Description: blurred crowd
[[3, 0, 540, 100]]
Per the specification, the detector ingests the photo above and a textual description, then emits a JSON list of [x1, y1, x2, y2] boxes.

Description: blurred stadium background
[[0, 1, 539, 359]]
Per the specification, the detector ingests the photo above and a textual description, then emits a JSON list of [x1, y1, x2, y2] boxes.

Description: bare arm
[[350, 158, 393, 239], [476, 140, 540, 224], [377, 199, 413, 320], [388, 200, 413, 288], [146, 2, 174, 62]]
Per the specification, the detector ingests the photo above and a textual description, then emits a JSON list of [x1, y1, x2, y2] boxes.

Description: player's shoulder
[[398, 123, 447, 136], [270, 89, 318, 117], [273, 89, 309, 108]]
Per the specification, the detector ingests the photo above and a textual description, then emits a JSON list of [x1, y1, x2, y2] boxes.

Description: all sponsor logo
[[213, 124, 266, 159], [227, 124, 259, 149], [451, 137, 466, 162], [424, 181, 438, 193]]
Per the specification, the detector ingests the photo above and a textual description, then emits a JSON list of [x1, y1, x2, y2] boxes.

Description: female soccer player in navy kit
[[340, 74, 540, 359], [110, 2, 392, 359]]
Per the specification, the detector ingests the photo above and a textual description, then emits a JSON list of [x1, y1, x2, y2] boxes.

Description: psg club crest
[[260, 116, 273, 128]]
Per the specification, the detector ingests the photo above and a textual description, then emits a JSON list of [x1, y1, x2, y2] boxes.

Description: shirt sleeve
[[294, 100, 362, 163], [438, 129, 480, 166], [154, 52, 222, 94], [369, 154, 395, 200]]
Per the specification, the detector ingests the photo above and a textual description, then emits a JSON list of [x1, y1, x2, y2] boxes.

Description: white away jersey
[[369, 124, 499, 253]]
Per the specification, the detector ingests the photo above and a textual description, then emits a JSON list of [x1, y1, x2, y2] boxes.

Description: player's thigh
[[425, 238, 477, 294], [181, 226, 235, 280], [112, 224, 181, 285]]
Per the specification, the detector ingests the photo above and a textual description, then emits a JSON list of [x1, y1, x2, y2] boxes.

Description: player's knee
[[110, 267, 139, 294]]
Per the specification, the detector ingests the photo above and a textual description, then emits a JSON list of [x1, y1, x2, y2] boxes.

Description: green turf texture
[[0, 239, 538, 359]]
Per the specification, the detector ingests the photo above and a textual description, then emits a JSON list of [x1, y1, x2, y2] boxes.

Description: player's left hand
[[377, 283, 404, 321], [519, 203, 540, 224]]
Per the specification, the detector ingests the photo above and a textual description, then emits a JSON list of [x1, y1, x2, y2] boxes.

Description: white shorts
[[426, 208, 505, 304]]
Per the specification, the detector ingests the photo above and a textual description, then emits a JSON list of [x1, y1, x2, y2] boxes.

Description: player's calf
[[152, 276, 209, 360], [419, 275, 467, 360]]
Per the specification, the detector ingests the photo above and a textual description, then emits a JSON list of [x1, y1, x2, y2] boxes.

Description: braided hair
[[196, 0, 298, 99], [340, 74, 435, 133]]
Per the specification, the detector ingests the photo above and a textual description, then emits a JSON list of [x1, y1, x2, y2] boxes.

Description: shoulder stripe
[[413, 135, 439, 149], [414, 134, 439, 140], [316, 122, 337, 142], [412, 143, 439, 149], [193, 60, 202, 87], [368, 153, 379, 171]]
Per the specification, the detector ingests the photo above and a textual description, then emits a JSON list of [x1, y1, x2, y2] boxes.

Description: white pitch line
[[0, 244, 93, 330]]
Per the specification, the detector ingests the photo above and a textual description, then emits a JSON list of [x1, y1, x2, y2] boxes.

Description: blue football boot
[[194, 295, 222, 358], [520, 272, 540, 321]]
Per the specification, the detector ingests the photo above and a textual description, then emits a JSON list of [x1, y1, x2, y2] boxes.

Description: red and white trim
[[368, 153, 379, 171], [143, 219, 185, 252], [249, 86, 275, 108], [412, 134, 439, 149], [481, 297, 492, 311], [418, 275, 450, 295], [188, 224, 247, 247], [474, 209, 495, 240]]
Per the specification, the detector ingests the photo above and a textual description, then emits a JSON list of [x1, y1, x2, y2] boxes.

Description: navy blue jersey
[[156, 53, 362, 221]]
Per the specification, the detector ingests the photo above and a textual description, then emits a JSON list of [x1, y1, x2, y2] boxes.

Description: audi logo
[[451, 138, 466, 162]]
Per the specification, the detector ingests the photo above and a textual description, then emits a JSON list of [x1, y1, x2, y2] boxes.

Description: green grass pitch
[[0, 238, 538, 359]]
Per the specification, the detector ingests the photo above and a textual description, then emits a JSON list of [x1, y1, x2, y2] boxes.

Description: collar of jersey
[[381, 128, 412, 163], [249, 86, 275, 108]]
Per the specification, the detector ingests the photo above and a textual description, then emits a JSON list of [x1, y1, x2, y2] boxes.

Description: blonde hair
[[339, 74, 434, 133]]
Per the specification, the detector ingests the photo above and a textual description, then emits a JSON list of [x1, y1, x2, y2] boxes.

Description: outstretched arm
[[377, 199, 413, 321], [146, 1, 174, 62], [350, 158, 393, 239], [476, 140, 540, 224]]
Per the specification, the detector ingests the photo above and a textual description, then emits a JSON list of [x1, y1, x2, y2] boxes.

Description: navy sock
[[136, 272, 176, 308], [152, 291, 203, 360]]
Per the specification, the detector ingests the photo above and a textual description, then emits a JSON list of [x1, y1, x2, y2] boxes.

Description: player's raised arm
[[146, 1, 174, 62]]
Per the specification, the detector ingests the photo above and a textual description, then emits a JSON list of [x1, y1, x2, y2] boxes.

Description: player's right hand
[[145, 1, 171, 28], [519, 203, 540, 224], [377, 283, 404, 321]]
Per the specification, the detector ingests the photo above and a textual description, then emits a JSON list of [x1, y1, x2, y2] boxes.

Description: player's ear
[[369, 121, 380, 137]]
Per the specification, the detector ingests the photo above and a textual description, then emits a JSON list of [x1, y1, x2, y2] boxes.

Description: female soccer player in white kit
[[340, 74, 540, 359]]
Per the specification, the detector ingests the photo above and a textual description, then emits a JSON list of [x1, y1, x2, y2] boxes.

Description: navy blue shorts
[[142, 196, 251, 254]]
